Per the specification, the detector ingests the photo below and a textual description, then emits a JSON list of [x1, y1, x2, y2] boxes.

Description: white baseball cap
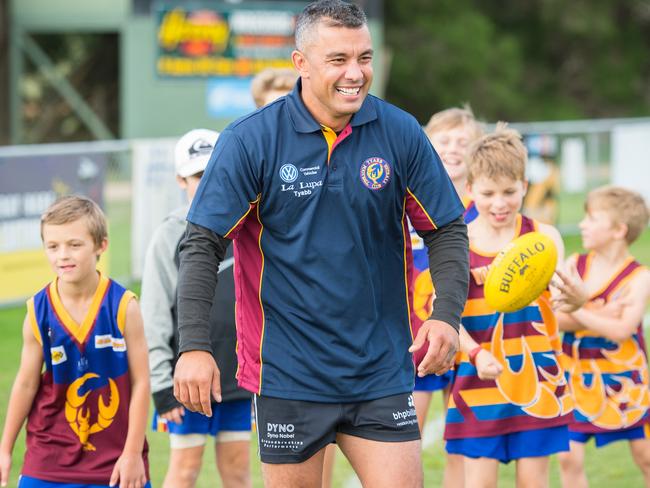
[[174, 129, 220, 177]]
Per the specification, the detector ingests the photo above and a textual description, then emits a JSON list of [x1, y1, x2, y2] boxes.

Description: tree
[[384, 0, 650, 122]]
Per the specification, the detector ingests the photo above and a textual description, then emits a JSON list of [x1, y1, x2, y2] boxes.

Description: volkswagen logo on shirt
[[279, 164, 299, 183]]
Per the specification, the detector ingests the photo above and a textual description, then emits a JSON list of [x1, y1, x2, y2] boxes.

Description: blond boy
[[0, 196, 150, 488], [554, 186, 650, 488], [424, 106, 483, 216], [444, 125, 572, 488], [250, 68, 298, 109]]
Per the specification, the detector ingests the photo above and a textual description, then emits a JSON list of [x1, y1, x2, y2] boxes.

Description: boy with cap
[[141, 129, 251, 488]]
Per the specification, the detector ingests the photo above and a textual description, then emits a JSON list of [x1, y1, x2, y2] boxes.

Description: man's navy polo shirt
[[188, 82, 464, 402]]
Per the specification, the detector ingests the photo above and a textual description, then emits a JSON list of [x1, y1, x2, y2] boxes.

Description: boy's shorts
[[153, 399, 251, 449], [414, 371, 452, 392], [254, 392, 421, 464], [18, 475, 152, 487], [445, 425, 569, 463], [569, 424, 650, 448]]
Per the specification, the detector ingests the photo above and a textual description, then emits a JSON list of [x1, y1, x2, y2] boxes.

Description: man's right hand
[[173, 350, 221, 417]]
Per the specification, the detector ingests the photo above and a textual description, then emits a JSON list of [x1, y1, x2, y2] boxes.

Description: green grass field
[[0, 229, 648, 487]]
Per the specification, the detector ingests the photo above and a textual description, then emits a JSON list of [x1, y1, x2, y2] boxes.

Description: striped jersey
[[409, 194, 477, 323], [445, 215, 572, 439], [21, 275, 149, 485], [562, 254, 649, 433]]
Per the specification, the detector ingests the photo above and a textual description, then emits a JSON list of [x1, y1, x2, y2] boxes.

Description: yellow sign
[[156, 6, 298, 78], [0, 249, 109, 305]]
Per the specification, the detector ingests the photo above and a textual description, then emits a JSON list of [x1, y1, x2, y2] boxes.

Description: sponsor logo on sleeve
[[112, 337, 127, 352]]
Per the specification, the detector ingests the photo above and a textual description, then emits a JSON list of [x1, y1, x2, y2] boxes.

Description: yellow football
[[484, 231, 557, 313]]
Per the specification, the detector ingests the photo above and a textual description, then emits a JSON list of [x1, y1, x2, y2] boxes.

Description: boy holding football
[[553, 186, 650, 488], [444, 124, 571, 488]]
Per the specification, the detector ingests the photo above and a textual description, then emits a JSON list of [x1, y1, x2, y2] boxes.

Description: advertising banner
[[156, 4, 300, 78], [0, 152, 107, 304]]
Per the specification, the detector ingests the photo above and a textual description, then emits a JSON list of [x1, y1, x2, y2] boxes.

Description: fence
[[1, 116, 649, 305], [513, 117, 650, 233], [0, 138, 182, 306]]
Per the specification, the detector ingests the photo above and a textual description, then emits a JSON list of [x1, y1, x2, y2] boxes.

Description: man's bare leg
[[261, 445, 327, 488], [337, 433, 423, 488]]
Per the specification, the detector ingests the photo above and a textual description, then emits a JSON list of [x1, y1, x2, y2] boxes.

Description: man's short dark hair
[[295, 0, 367, 50]]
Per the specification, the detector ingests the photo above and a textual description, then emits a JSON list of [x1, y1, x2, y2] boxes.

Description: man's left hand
[[409, 320, 459, 377]]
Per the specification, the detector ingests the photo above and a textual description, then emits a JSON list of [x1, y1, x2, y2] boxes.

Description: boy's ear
[[522, 180, 529, 196], [613, 222, 628, 241], [96, 238, 109, 257]]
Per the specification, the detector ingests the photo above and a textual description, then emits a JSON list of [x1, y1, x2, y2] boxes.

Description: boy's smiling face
[[469, 175, 527, 229], [429, 124, 473, 184], [42, 217, 107, 284]]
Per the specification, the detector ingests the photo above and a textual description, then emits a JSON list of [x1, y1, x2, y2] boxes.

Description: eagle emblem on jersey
[[65, 373, 120, 451], [360, 157, 392, 190], [568, 338, 649, 429]]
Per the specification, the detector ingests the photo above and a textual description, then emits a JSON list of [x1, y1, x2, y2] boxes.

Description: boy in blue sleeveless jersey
[[0, 196, 150, 488]]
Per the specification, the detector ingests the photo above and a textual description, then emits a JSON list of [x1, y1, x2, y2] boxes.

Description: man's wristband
[[468, 346, 483, 366]]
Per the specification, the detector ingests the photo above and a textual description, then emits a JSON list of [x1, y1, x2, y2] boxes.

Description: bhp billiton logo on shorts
[[360, 157, 392, 190], [279, 163, 298, 183]]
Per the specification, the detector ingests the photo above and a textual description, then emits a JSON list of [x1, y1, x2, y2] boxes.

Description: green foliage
[[385, 0, 650, 123]]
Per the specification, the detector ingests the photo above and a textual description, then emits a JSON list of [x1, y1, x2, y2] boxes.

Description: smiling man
[[173, 1, 469, 486]]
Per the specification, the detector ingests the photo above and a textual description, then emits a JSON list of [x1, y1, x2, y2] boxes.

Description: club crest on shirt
[[360, 157, 391, 190]]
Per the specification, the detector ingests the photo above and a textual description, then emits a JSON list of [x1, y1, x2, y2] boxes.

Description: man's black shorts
[[253, 392, 420, 464]]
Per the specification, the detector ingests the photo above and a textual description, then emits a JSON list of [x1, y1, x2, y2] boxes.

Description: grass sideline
[[0, 230, 648, 486]]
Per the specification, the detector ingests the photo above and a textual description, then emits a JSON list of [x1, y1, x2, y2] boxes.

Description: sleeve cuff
[[178, 339, 213, 354], [429, 300, 461, 332], [153, 387, 182, 414]]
